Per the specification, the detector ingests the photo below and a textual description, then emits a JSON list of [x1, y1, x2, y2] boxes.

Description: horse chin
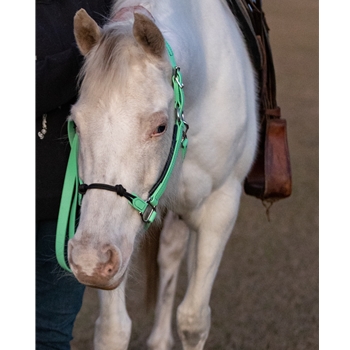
[[85, 274, 126, 290], [74, 269, 127, 290]]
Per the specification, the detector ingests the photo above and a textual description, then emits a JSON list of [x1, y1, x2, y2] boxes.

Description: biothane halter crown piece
[[55, 41, 188, 272]]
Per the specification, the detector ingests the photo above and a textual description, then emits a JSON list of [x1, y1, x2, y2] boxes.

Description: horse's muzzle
[[68, 241, 125, 290]]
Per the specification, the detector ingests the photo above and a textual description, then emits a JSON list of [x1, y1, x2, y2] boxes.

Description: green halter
[[55, 42, 188, 272]]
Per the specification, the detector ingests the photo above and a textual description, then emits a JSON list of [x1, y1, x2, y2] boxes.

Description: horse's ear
[[74, 9, 102, 56], [133, 13, 165, 58]]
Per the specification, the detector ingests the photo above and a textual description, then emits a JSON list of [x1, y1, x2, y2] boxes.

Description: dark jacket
[[36, 0, 111, 220]]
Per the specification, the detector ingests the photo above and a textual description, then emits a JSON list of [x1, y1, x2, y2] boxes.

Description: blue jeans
[[36, 220, 85, 350]]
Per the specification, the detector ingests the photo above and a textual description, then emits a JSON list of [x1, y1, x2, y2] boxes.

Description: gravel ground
[[71, 1, 319, 349]]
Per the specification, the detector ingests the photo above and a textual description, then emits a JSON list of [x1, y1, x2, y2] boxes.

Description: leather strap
[[226, 0, 279, 117], [226, 0, 292, 201]]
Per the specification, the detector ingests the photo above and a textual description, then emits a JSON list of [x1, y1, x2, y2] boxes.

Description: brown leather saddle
[[226, 0, 292, 203]]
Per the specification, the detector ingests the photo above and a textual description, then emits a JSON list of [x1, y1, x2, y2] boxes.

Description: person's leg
[[36, 220, 85, 350]]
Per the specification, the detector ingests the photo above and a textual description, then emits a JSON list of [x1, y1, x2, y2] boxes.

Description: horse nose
[[68, 241, 123, 289]]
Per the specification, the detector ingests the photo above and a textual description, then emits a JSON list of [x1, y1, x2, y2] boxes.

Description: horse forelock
[[78, 22, 144, 97]]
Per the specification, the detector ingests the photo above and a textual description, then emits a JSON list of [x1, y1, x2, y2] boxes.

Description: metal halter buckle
[[173, 66, 184, 89], [140, 201, 157, 223]]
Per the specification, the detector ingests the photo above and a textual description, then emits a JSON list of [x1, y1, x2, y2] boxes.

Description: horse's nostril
[[100, 246, 120, 277]]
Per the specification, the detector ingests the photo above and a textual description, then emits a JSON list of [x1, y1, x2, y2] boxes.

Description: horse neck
[[111, 0, 217, 50], [152, 0, 239, 116], [111, 0, 243, 121]]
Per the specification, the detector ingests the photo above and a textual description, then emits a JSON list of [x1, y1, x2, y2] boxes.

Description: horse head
[[68, 9, 176, 290]]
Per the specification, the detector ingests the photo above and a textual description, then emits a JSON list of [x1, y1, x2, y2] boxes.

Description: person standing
[[36, 1, 111, 349]]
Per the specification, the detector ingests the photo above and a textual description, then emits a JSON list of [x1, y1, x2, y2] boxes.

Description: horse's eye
[[153, 124, 167, 136], [157, 125, 166, 133]]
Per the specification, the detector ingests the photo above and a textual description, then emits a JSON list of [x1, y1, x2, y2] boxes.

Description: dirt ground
[[71, 0, 319, 349]]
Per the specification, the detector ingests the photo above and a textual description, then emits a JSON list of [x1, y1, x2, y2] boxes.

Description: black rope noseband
[[78, 183, 136, 202]]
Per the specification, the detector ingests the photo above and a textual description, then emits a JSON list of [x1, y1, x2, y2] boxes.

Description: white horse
[[68, 0, 257, 349]]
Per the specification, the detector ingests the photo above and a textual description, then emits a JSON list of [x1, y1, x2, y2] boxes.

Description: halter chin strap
[[56, 41, 188, 271]]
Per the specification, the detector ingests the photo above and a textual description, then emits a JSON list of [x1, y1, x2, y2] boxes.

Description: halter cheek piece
[[55, 42, 188, 272]]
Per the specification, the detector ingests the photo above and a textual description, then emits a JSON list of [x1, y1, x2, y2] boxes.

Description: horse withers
[[68, 0, 257, 349]]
